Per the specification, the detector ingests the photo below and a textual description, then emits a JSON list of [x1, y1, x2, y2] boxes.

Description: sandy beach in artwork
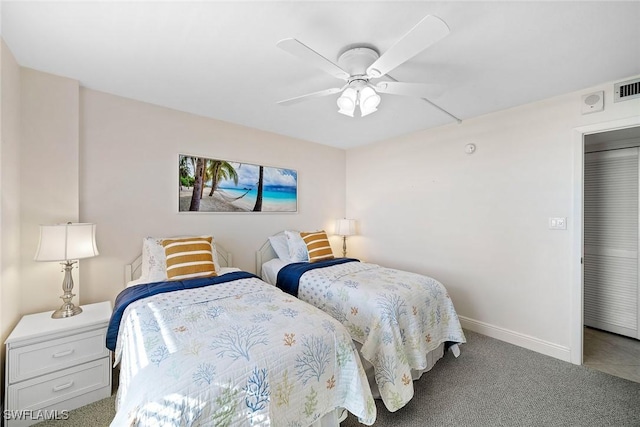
[[179, 187, 296, 212]]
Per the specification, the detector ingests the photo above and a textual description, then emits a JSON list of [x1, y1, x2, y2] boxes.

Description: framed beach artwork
[[178, 154, 298, 213]]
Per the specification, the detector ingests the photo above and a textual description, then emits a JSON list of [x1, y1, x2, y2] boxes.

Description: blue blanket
[[106, 271, 257, 351], [276, 258, 359, 297]]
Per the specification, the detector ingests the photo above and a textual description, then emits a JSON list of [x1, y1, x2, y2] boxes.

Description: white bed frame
[[125, 243, 233, 284], [255, 234, 280, 278]]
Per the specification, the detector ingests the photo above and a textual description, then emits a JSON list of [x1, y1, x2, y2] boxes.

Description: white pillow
[[141, 237, 167, 283], [268, 234, 291, 262], [261, 258, 289, 285], [285, 230, 309, 262], [141, 235, 221, 282]]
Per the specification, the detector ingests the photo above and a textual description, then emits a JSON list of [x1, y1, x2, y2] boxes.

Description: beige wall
[[346, 76, 640, 360], [20, 68, 80, 315], [79, 89, 346, 305], [1, 39, 22, 391]]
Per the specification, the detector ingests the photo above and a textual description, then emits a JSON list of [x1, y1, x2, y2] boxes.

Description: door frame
[[571, 116, 640, 365]]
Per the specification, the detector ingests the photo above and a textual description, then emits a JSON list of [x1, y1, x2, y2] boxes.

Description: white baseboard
[[459, 316, 571, 362]]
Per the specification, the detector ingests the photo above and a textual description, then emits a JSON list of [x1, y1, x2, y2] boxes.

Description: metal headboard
[[255, 233, 282, 278]]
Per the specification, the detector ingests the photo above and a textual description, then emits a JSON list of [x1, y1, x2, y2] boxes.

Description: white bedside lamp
[[34, 223, 99, 318], [336, 219, 357, 257]]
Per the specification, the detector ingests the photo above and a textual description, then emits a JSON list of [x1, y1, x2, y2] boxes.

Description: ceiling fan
[[277, 14, 459, 120]]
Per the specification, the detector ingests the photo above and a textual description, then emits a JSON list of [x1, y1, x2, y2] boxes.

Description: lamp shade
[[34, 223, 99, 262], [336, 219, 357, 236], [359, 86, 380, 117], [337, 88, 357, 117]]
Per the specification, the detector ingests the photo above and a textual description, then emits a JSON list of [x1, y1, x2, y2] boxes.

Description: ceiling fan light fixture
[[337, 87, 357, 116], [360, 86, 380, 108], [337, 94, 355, 110], [359, 86, 381, 117]]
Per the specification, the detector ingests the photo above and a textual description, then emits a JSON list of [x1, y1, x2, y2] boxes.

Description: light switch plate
[[549, 217, 567, 230]]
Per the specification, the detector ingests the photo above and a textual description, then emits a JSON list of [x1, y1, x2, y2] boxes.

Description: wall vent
[[614, 78, 640, 103]]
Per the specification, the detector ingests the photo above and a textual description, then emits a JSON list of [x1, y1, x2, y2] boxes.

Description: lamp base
[[52, 303, 83, 319], [51, 260, 83, 319]]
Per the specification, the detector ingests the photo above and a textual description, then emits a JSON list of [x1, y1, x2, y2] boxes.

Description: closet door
[[584, 147, 639, 339]]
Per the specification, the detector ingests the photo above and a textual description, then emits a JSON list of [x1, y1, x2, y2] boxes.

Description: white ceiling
[[2, 1, 640, 149]]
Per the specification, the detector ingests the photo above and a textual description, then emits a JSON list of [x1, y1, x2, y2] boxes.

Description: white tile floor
[[583, 327, 640, 383]]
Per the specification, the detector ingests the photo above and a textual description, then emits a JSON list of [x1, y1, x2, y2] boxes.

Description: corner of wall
[[0, 36, 23, 404]]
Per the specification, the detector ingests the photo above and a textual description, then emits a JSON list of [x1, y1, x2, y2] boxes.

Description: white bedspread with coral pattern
[[296, 261, 466, 412], [111, 277, 376, 426]]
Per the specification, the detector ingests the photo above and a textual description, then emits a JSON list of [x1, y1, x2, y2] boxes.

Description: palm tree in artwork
[[252, 165, 264, 212], [207, 160, 239, 196], [179, 155, 190, 191], [200, 158, 208, 199], [189, 157, 205, 211]]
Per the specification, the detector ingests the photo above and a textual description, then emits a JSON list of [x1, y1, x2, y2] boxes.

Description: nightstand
[[4, 302, 112, 427]]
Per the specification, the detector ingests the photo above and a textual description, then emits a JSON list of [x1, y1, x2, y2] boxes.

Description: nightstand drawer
[[8, 329, 108, 383], [6, 357, 111, 412]]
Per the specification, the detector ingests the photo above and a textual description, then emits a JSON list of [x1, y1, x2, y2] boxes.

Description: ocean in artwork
[[216, 184, 297, 212]]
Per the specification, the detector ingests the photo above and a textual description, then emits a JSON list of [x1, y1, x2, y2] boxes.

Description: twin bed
[[108, 232, 465, 426], [109, 238, 375, 427], [257, 232, 466, 412]]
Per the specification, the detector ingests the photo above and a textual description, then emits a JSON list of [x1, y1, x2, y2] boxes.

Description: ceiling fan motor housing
[[338, 47, 379, 82]]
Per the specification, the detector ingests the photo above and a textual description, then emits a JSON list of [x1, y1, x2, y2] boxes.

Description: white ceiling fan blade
[[375, 81, 444, 99], [277, 38, 350, 81], [277, 87, 344, 106], [366, 15, 450, 78]]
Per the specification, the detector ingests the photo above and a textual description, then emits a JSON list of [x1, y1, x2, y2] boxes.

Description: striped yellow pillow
[[162, 236, 217, 280], [300, 231, 334, 263]]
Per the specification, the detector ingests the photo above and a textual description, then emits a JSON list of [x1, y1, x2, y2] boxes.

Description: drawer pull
[[52, 349, 74, 358], [52, 381, 74, 392]]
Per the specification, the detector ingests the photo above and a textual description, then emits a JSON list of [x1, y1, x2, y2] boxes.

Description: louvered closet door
[[584, 147, 639, 339]]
